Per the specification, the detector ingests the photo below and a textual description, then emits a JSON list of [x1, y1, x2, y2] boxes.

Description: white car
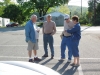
[[0, 61, 61, 75]]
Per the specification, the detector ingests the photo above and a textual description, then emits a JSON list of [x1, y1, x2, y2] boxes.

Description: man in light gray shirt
[[42, 14, 56, 59], [60, 14, 74, 63]]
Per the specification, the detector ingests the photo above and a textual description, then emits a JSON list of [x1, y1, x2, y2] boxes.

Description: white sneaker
[[67, 60, 71, 63]]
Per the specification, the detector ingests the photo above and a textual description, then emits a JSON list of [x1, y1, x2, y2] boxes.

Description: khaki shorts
[[27, 40, 39, 51]]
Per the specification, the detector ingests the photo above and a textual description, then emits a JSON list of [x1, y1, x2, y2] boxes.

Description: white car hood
[[0, 61, 61, 75]]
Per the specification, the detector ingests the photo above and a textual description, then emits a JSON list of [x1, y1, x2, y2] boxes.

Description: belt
[[44, 33, 51, 35], [64, 36, 71, 38]]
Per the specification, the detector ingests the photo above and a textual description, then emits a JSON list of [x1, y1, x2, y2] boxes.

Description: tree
[[0, 0, 15, 16], [22, 0, 70, 18], [88, 0, 100, 25], [3, 0, 11, 6], [0, 2, 5, 16], [57, 4, 70, 14], [2, 4, 25, 24], [95, 3, 100, 25], [47, 4, 70, 14]]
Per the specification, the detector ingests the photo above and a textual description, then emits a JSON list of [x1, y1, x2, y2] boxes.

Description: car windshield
[[10, 22, 14, 24]]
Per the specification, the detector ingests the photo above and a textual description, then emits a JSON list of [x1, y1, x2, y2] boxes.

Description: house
[[0, 17, 3, 27], [2, 18, 10, 26], [44, 12, 66, 26], [0, 17, 10, 27]]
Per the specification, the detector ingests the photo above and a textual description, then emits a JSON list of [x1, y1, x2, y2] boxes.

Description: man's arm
[[25, 24, 30, 42], [66, 25, 80, 34], [42, 22, 44, 34], [51, 22, 56, 35]]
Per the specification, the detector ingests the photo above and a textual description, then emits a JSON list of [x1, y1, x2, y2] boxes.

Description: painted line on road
[[0, 45, 60, 46], [0, 56, 100, 60], [0, 56, 84, 75], [78, 65, 84, 75]]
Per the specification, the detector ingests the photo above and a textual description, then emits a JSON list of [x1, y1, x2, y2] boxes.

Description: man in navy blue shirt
[[66, 15, 81, 67]]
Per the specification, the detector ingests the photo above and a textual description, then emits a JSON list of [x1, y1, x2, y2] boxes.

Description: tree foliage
[[2, 4, 25, 24], [95, 3, 100, 25], [47, 4, 70, 14], [88, 0, 100, 25], [0, 0, 16, 16], [57, 5, 70, 14], [21, 0, 69, 17]]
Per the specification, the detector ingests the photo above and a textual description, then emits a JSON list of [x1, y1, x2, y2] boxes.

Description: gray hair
[[46, 14, 52, 17], [30, 14, 37, 20]]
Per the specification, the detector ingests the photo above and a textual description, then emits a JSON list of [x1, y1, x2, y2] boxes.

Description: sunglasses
[[65, 19, 68, 20]]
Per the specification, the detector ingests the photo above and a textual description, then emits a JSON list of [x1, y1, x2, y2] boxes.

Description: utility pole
[[94, 0, 96, 24], [81, 0, 82, 15]]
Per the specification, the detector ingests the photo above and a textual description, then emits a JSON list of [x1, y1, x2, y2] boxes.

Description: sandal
[[70, 63, 80, 67], [70, 63, 75, 66]]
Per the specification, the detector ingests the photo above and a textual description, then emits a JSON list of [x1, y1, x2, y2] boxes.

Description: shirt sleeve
[[42, 22, 45, 34], [25, 24, 30, 42], [67, 25, 80, 34], [52, 22, 56, 35]]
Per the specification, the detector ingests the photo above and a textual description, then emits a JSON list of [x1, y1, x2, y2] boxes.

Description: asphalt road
[[0, 26, 100, 75]]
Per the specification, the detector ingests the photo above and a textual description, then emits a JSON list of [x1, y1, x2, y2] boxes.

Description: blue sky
[[68, 0, 89, 7]]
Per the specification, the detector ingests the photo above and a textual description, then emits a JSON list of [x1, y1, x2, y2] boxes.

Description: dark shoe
[[42, 55, 48, 57], [67, 60, 71, 63], [51, 56, 54, 59], [29, 59, 34, 62], [58, 58, 65, 61], [70, 63, 75, 66], [34, 57, 41, 61], [70, 63, 80, 67]]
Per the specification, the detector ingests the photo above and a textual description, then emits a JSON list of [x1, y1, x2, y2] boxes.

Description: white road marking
[[78, 65, 84, 75], [0, 56, 100, 60], [0, 45, 60, 46], [1, 56, 100, 75]]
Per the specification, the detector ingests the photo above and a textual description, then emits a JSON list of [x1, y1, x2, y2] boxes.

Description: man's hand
[[37, 30, 40, 33], [64, 30, 67, 32], [51, 33, 54, 35]]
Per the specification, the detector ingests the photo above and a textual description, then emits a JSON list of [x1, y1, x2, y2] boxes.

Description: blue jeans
[[43, 34, 54, 56], [61, 36, 72, 60]]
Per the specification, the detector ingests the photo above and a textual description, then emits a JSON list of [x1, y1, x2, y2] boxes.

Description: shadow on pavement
[[0, 27, 25, 32], [41, 58, 52, 65], [62, 66, 78, 75], [52, 60, 64, 71], [58, 62, 70, 74], [34, 57, 47, 63]]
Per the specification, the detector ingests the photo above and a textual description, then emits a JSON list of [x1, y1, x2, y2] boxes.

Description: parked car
[[6, 22, 18, 27], [0, 61, 61, 75]]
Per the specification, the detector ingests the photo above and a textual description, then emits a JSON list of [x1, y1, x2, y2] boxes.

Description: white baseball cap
[[47, 14, 51, 17], [64, 14, 70, 19]]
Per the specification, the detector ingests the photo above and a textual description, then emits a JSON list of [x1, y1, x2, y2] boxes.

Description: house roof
[[46, 12, 66, 17]]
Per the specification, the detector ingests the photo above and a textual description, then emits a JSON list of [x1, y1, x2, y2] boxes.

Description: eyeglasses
[[65, 19, 68, 20]]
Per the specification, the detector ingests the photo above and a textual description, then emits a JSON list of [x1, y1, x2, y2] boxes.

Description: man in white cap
[[60, 14, 74, 63]]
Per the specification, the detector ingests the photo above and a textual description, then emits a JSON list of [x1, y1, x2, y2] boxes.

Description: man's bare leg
[[33, 50, 37, 57], [28, 50, 32, 58]]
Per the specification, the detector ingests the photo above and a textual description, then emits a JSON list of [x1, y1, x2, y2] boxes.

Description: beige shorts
[[27, 40, 39, 51]]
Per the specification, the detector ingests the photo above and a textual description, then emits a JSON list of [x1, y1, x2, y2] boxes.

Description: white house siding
[[2, 18, 10, 26], [0, 17, 2, 27]]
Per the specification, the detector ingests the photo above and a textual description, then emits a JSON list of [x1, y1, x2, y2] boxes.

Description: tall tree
[[57, 5, 70, 14], [2, 4, 25, 24], [3, 0, 11, 6], [21, 0, 70, 17], [0, 0, 15, 16]]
